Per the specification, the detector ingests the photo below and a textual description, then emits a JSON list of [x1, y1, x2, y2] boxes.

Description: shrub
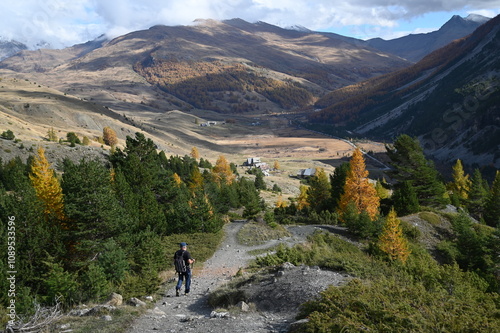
[[419, 211, 442, 225], [1, 130, 15, 140]]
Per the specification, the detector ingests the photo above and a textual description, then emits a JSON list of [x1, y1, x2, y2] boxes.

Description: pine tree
[[254, 169, 267, 190], [387, 134, 448, 207], [378, 208, 411, 263], [449, 159, 471, 201], [29, 147, 65, 221], [329, 162, 349, 211], [466, 169, 489, 220], [306, 168, 331, 212], [392, 181, 420, 216], [61, 159, 133, 262], [239, 177, 262, 218], [103, 126, 118, 147], [484, 171, 500, 227], [338, 148, 380, 221]]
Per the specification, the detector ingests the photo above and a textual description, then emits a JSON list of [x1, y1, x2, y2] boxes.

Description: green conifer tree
[[329, 162, 349, 211], [306, 168, 331, 212], [387, 134, 449, 207], [466, 169, 489, 220], [61, 158, 132, 264], [392, 181, 420, 216], [254, 169, 267, 190], [484, 171, 500, 227]]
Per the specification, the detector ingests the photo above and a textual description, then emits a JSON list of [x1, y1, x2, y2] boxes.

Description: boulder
[[236, 301, 250, 312], [129, 297, 147, 307], [105, 292, 123, 306]]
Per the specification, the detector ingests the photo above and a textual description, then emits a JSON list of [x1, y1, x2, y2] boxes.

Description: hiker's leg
[[185, 270, 192, 294], [176, 273, 184, 291]]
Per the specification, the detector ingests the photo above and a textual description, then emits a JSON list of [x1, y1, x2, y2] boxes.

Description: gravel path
[[127, 222, 349, 333]]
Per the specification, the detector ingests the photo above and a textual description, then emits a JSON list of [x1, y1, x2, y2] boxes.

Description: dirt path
[[126, 222, 347, 333]]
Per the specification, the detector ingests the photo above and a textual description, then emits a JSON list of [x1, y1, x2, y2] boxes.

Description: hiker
[[173, 242, 195, 296]]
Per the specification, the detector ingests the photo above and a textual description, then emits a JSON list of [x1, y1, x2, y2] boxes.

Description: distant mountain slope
[[367, 14, 489, 62], [0, 39, 27, 61], [0, 19, 409, 115], [310, 15, 500, 168]]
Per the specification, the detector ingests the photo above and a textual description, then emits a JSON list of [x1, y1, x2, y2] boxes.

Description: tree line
[[273, 134, 499, 289], [0, 132, 263, 320]]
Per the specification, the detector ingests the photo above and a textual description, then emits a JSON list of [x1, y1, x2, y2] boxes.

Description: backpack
[[174, 250, 187, 273]]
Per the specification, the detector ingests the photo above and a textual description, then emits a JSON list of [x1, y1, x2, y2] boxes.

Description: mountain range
[[366, 14, 489, 62], [0, 14, 497, 169], [311, 14, 500, 169]]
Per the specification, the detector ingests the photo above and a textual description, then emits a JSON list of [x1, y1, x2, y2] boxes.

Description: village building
[[296, 168, 316, 178]]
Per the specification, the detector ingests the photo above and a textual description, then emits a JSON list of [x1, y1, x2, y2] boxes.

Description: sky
[[1, 0, 500, 49]]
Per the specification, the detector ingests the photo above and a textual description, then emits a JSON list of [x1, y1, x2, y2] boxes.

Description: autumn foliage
[[378, 208, 411, 263], [212, 155, 236, 185], [103, 126, 118, 147], [338, 148, 379, 220], [29, 147, 65, 221]]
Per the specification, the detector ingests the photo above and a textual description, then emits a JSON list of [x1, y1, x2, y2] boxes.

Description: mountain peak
[[465, 13, 490, 24]]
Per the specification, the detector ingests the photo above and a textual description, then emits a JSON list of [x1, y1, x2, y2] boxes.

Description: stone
[[101, 315, 112, 321], [129, 297, 147, 307], [288, 318, 309, 332], [105, 292, 123, 306], [69, 308, 90, 316], [210, 311, 230, 318], [236, 301, 250, 312], [86, 304, 116, 316], [282, 262, 295, 269], [147, 307, 166, 316], [144, 295, 154, 302]]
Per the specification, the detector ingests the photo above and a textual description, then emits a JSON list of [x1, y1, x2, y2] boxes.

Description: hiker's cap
[[180, 242, 188, 247]]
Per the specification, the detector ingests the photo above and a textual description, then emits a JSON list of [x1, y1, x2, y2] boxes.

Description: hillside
[[0, 39, 27, 61], [367, 14, 489, 62], [310, 15, 500, 168], [0, 19, 409, 116]]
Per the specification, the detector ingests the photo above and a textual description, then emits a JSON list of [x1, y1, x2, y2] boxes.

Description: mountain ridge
[[366, 14, 489, 62], [310, 14, 500, 168]]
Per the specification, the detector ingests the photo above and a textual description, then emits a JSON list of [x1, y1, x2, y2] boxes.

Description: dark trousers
[[176, 269, 191, 293]]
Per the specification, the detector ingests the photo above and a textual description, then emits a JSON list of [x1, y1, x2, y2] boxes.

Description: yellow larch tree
[[273, 160, 280, 170], [338, 148, 380, 220], [102, 126, 118, 147], [275, 195, 288, 208], [449, 159, 471, 199], [173, 173, 182, 187], [212, 155, 235, 185], [296, 185, 310, 210], [29, 147, 65, 221], [378, 208, 411, 263], [190, 146, 200, 160], [188, 167, 204, 192]]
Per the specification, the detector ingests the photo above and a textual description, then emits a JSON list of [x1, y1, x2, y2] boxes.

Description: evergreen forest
[[0, 132, 499, 331]]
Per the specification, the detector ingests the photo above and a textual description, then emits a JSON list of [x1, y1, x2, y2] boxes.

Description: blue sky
[[1, 1, 499, 48]]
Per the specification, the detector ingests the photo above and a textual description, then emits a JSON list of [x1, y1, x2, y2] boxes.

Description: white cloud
[[0, 0, 499, 48]]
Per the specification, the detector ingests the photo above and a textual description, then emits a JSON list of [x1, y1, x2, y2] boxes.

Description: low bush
[[236, 221, 290, 246]]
